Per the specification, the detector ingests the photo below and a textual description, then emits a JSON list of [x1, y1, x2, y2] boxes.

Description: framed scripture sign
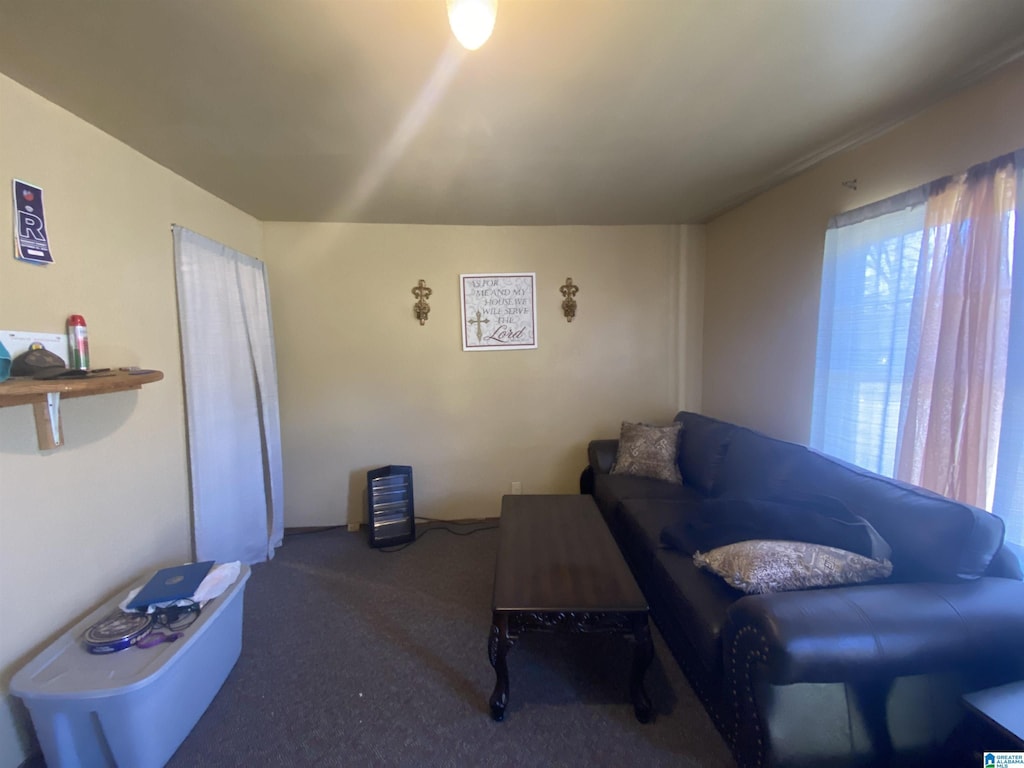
[[460, 273, 537, 351]]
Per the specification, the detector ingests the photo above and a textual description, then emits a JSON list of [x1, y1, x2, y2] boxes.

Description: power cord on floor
[[375, 518, 499, 553], [282, 518, 498, 551]]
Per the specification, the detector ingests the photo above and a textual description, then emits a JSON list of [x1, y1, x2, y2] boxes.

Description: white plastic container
[[11, 564, 250, 768]]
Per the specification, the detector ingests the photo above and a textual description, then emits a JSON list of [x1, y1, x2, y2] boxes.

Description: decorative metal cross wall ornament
[[412, 279, 432, 325], [560, 277, 579, 322], [468, 309, 490, 342]]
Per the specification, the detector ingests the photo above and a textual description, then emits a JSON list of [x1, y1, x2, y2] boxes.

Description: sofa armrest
[[724, 578, 1024, 686], [588, 439, 619, 475]]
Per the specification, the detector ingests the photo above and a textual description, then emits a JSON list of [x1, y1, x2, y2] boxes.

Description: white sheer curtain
[[173, 226, 284, 564], [811, 193, 926, 476]]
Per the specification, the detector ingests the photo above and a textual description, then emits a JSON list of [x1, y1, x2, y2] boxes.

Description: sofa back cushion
[[674, 411, 736, 495], [593, 472, 700, 525], [713, 426, 810, 499], [790, 451, 1004, 582], [986, 541, 1024, 580], [702, 421, 1005, 582], [665, 495, 891, 560]]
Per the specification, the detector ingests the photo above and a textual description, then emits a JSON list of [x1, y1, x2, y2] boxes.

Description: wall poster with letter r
[[12, 179, 54, 264]]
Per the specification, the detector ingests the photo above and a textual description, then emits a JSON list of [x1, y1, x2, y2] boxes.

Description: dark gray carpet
[[158, 521, 735, 767]]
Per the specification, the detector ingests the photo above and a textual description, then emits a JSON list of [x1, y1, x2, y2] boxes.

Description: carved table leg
[[630, 614, 654, 723], [488, 612, 512, 721]]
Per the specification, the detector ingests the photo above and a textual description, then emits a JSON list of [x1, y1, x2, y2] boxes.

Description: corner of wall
[[677, 224, 706, 413]]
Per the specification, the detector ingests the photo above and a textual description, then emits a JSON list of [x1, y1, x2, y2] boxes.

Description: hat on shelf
[[10, 343, 87, 380]]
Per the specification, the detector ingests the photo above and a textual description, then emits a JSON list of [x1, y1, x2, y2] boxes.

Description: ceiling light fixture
[[446, 0, 498, 51]]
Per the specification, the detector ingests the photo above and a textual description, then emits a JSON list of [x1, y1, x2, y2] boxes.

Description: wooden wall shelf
[[0, 370, 163, 449]]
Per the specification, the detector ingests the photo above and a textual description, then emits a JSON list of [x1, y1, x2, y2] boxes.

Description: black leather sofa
[[583, 410, 1024, 768]]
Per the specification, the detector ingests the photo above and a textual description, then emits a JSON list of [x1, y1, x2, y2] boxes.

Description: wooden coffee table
[[487, 494, 653, 722]]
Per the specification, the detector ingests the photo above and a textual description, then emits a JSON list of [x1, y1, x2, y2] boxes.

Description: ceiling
[[2, 1, 1024, 226]]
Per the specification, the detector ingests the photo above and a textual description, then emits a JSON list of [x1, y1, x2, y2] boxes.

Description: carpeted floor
[[163, 521, 736, 767], [24, 520, 737, 767]]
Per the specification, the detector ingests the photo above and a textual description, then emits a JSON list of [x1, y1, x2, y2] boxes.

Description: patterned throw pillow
[[611, 421, 683, 484], [693, 539, 892, 594]]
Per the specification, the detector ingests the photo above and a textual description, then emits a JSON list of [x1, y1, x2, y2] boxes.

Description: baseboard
[[282, 525, 350, 536]]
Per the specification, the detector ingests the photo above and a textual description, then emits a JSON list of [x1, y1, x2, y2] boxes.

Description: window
[[812, 202, 924, 476], [811, 152, 1023, 547]]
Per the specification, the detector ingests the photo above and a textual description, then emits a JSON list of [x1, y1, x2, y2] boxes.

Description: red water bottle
[[67, 314, 89, 370]]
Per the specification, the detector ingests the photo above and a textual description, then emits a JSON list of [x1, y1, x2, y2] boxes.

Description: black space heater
[[366, 465, 416, 548]]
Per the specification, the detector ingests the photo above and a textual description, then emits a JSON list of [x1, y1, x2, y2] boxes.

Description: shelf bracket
[[46, 393, 61, 446], [32, 392, 64, 450]]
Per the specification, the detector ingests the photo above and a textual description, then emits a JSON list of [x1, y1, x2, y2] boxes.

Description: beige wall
[[263, 222, 693, 527], [0, 75, 700, 766], [703, 57, 1024, 443], [0, 75, 262, 767]]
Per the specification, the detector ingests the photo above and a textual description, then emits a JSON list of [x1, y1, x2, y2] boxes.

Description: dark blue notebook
[[126, 561, 215, 610]]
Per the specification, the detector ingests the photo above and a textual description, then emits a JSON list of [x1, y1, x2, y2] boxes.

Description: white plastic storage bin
[[11, 564, 251, 768]]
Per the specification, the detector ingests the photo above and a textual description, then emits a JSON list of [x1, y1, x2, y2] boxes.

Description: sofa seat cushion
[[616, 499, 744, 672]]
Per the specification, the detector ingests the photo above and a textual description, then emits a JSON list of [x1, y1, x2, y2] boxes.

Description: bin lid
[[11, 565, 250, 700]]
